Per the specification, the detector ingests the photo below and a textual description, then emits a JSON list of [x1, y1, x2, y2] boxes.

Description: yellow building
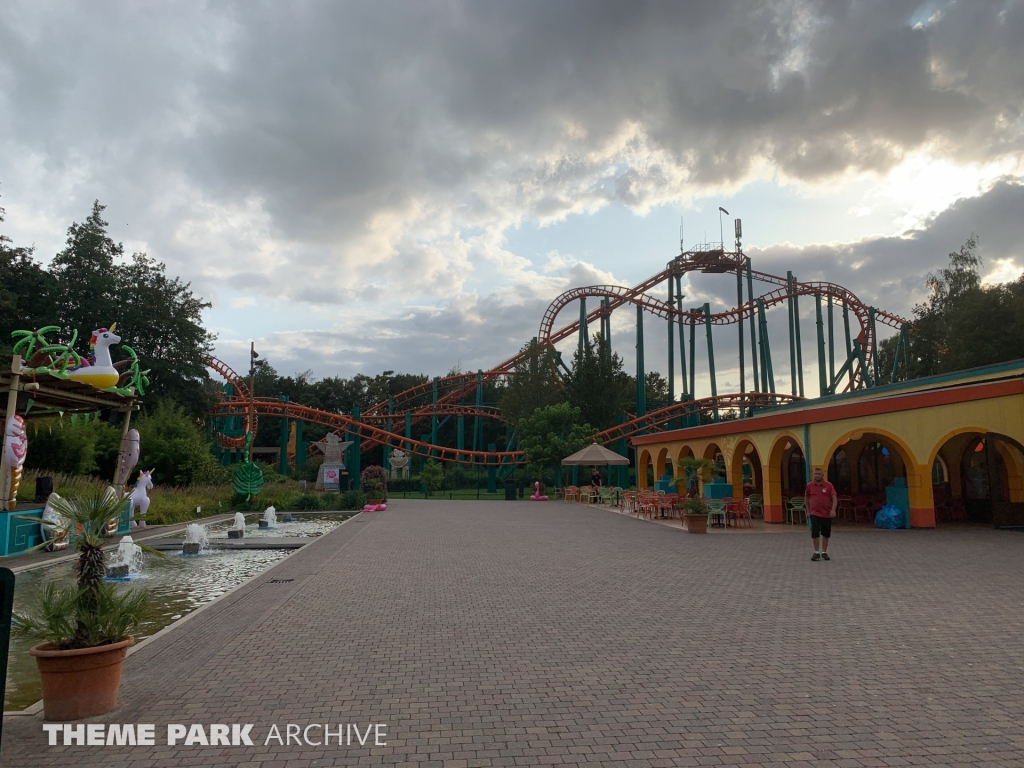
[[631, 361, 1024, 528]]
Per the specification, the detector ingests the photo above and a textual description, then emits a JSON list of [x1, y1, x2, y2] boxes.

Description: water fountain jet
[[228, 511, 246, 539], [259, 506, 276, 529], [182, 523, 210, 555], [105, 536, 144, 579]]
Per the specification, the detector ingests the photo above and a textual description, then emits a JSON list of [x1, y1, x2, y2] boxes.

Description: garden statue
[[114, 428, 140, 493], [2, 414, 28, 510], [388, 448, 409, 479], [128, 469, 154, 529], [67, 327, 122, 390], [313, 433, 352, 491]]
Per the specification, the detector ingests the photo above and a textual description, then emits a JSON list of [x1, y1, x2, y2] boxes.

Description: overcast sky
[[2, 0, 1023, 396]]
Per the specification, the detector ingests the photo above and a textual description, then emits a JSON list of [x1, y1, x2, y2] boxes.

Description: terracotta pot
[[30, 636, 134, 720], [683, 513, 709, 534]]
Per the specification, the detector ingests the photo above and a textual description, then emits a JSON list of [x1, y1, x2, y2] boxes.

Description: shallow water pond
[[5, 547, 292, 711], [201, 513, 350, 539]]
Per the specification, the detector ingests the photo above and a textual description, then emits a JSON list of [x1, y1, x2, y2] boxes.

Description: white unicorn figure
[[128, 469, 155, 529], [2, 415, 28, 511], [68, 326, 121, 390]]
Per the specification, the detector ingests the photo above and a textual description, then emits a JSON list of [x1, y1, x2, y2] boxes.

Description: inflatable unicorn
[[2, 415, 27, 511], [41, 492, 69, 551], [128, 469, 154, 528], [68, 326, 121, 389], [115, 428, 140, 491]]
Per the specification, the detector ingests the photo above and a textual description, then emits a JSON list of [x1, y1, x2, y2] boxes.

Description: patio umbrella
[[561, 442, 630, 466]]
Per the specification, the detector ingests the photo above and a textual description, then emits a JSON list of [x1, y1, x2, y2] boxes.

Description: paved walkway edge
[[3, 512, 365, 719]]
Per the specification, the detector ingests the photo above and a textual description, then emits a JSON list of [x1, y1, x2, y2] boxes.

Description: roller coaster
[[207, 239, 912, 477]]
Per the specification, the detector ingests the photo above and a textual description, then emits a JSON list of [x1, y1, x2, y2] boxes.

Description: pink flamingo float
[[530, 481, 548, 501]]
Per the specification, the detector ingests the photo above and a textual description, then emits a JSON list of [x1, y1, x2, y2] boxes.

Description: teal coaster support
[[636, 304, 646, 418], [350, 406, 361, 489], [487, 443, 497, 493]]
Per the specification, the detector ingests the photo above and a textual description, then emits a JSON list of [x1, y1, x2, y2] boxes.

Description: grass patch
[[21, 469, 366, 524]]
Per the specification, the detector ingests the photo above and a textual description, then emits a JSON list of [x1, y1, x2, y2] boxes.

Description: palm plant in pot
[[675, 456, 718, 534], [14, 488, 152, 720]]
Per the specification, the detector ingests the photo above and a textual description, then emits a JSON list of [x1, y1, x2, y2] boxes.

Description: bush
[[361, 465, 387, 498], [420, 460, 443, 495], [135, 401, 225, 486], [388, 477, 420, 492], [25, 417, 120, 477], [292, 493, 325, 511]]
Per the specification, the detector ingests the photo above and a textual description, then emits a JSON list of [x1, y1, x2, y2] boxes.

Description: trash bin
[[504, 477, 516, 501]]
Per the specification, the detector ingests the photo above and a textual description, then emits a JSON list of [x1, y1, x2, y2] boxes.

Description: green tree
[[25, 418, 120, 477], [498, 340, 565, 426], [884, 235, 1024, 379], [643, 371, 670, 405], [420, 460, 444, 495], [518, 403, 596, 472], [564, 334, 632, 430], [48, 201, 122, 346], [134, 401, 225, 486], [0, 194, 56, 356], [115, 252, 214, 414], [47, 201, 215, 415]]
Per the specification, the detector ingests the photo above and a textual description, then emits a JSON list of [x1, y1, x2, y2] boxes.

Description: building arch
[[671, 444, 696, 494], [728, 438, 764, 499], [822, 427, 922, 525], [637, 449, 653, 490], [929, 430, 1024, 524], [763, 431, 805, 523]]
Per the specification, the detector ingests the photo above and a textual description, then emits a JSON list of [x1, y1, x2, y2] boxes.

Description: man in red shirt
[[805, 466, 837, 561]]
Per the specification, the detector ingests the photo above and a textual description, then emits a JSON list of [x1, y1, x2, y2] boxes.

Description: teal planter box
[[0, 508, 43, 557], [654, 474, 676, 493], [703, 480, 733, 500], [885, 478, 911, 529]]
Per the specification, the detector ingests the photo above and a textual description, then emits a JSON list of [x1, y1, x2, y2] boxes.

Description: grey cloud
[[235, 178, 1024, 386], [2, 0, 1024, 308]]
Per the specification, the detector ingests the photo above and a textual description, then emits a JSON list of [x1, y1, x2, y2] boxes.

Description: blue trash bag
[[874, 504, 905, 529]]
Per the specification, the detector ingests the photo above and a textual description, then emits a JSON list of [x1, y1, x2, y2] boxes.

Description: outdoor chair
[[837, 495, 853, 522], [706, 499, 727, 528], [785, 496, 807, 525], [852, 495, 873, 524], [656, 495, 675, 519], [728, 498, 752, 528], [637, 493, 658, 520], [746, 493, 763, 519], [619, 490, 635, 513], [564, 486, 580, 503], [579, 485, 596, 504], [948, 498, 968, 523]]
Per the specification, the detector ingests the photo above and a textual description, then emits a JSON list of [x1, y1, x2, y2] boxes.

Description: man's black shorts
[[810, 515, 832, 539]]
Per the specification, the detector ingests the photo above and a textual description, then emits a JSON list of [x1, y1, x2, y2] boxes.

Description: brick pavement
[[3, 501, 1023, 767]]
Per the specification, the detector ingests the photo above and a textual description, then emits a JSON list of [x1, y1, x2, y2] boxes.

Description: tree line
[[4, 190, 1021, 484]]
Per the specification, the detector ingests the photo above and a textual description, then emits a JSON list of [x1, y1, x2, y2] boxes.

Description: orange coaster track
[[209, 392, 801, 466], [206, 245, 910, 462]]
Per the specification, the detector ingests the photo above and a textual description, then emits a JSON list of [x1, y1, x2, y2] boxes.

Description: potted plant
[[679, 497, 710, 534], [674, 456, 718, 498], [14, 489, 152, 720], [361, 465, 388, 502]]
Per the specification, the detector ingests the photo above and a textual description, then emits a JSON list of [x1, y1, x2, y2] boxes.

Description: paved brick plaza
[[4, 501, 1024, 767]]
